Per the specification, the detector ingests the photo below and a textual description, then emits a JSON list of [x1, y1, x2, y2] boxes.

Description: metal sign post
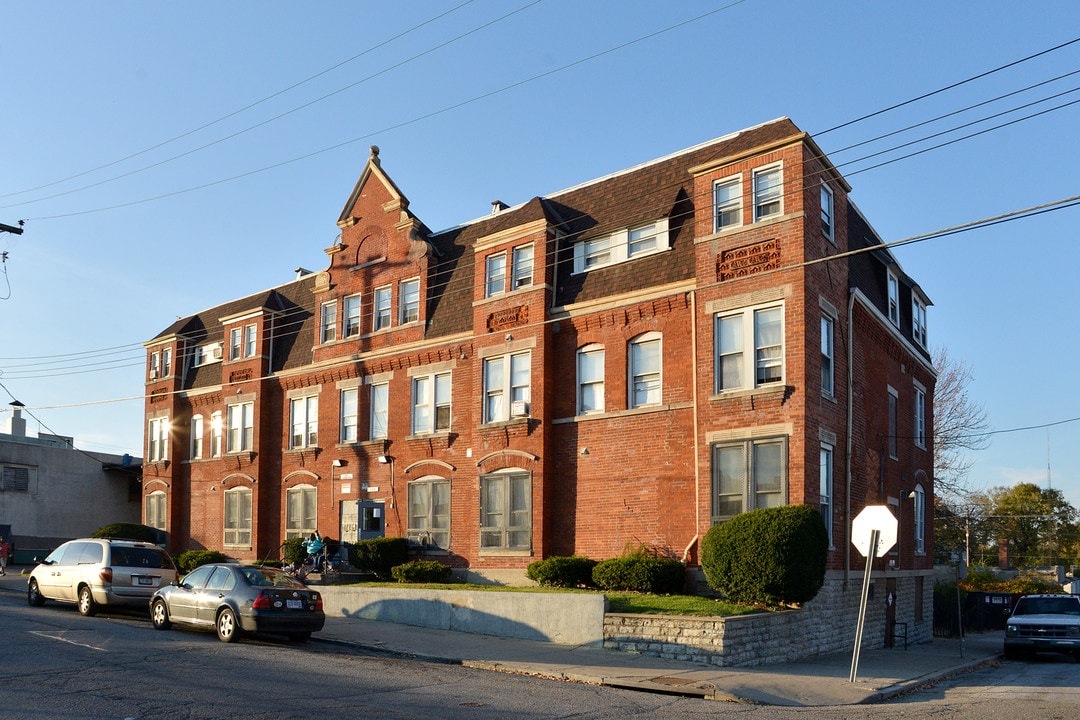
[[849, 505, 899, 683]]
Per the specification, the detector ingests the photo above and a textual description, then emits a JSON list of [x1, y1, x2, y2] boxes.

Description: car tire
[[151, 599, 172, 630], [289, 632, 311, 643], [27, 579, 45, 607], [77, 585, 98, 616], [216, 608, 239, 643]]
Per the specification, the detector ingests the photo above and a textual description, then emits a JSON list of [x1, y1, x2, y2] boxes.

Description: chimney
[[491, 200, 508, 215], [998, 539, 1011, 570], [6, 400, 26, 437]]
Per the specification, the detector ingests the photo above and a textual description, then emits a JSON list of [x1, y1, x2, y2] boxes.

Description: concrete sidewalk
[[0, 569, 1002, 706]]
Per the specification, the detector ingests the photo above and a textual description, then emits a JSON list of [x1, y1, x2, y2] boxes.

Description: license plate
[[137, 577, 154, 586], [286, 599, 303, 609]]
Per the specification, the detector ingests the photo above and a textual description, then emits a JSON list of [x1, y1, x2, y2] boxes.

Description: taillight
[[252, 592, 272, 609], [99, 567, 113, 583], [313, 593, 323, 611]]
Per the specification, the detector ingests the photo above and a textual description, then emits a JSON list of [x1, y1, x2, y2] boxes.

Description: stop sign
[[851, 505, 898, 558]]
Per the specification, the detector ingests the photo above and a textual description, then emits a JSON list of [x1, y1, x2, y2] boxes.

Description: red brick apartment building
[[143, 118, 934, 605]]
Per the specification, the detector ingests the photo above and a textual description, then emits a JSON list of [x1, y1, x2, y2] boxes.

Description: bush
[[592, 552, 685, 594], [91, 523, 160, 543], [391, 559, 453, 583], [959, 568, 1062, 594], [176, 549, 229, 573], [701, 504, 828, 607], [282, 537, 308, 566], [349, 537, 409, 580], [526, 556, 598, 588]]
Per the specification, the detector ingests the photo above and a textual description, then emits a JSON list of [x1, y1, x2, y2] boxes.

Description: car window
[[257, 567, 307, 588], [111, 546, 175, 570], [206, 567, 235, 591], [75, 543, 104, 565], [181, 565, 214, 589], [44, 542, 75, 565]]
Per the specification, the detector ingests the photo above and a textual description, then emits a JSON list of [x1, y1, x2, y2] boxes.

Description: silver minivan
[[28, 538, 178, 616]]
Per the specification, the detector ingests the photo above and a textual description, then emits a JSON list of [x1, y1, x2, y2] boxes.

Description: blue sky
[[1, 2, 1078, 507]]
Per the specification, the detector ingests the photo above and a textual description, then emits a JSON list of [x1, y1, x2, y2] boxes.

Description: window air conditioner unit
[[149, 369, 158, 379], [510, 400, 529, 417], [211, 346, 223, 359]]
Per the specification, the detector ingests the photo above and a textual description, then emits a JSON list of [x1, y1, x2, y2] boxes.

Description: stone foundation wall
[[604, 570, 934, 667]]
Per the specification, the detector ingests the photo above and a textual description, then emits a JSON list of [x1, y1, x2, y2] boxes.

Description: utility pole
[[0, 221, 24, 235]]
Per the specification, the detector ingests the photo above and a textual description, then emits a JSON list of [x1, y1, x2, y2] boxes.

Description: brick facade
[[143, 118, 935, 594]]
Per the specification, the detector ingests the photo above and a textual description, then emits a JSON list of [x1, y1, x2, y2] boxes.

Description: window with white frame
[[192, 345, 204, 367], [290, 395, 318, 449], [244, 324, 257, 357], [146, 491, 167, 531], [479, 469, 531, 550], [485, 252, 506, 297], [821, 314, 835, 397], [224, 487, 252, 546], [400, 278, 420, 324], [577, 345, 605, 414], [412, 372, 451, 434], [572, 218, 669, 273], [374, 286, 392, 331], [629, 333, 661, 408], [407, 476, 450, 550], [711, 436, 787, 523], [887, 269, 900, 327], [149, 352, 160, 380], [483, 352, 531, 423], [914, 383, 926, 449], [820, 183, 834, 241], [913, 485, 926, 554], [753, 165, 783, 221], [820, 443, 833, 546], [285, 485, 317, 540], [512, 244, 534, 289], [148, 416, 168, 462], [190, 415, 204, 459], [715, 304, 784, 392], [714, 176, 742, 231], [210, 411, 223, 457], [888, 387, 898, 459], [370, 382, 388, 440], [912, 294, 928, 347], [340, 388, 358, 443], [343, 295, 362, 338], [227, 401, 254, 453], [230, 327, 242, 360], [320, 302, 336, 344], [162, 348, 171, 376]]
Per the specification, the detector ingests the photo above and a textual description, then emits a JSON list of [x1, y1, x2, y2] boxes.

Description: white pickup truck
[[1004, 593, 1080, 661]]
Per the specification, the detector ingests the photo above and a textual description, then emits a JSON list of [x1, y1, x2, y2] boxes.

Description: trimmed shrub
[[391, 559, 453, 583], [526, 556, 598, 588], [176, 549, 229, 573], [701, 504, 828, 607], [592, 555, 686, 594], [348, 537, 409, 580], [91, 523, 160, 543]]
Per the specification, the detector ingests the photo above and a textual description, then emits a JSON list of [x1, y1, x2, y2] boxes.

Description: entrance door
[[339, 500, 385, 543], [885, 577, 897, 648]]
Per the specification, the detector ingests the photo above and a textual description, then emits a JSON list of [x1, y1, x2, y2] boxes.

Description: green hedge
[[391, 559, 453, 583], [175, 549, 229, 573], [526, 556, 598, 588], [701, 504, 828, 607], [349, 537, 409, 580], [91, 523, 160, 543], [592, 555, 685, 594]]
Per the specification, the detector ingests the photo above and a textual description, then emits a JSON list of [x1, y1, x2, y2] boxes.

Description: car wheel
[[77, 585, 98, 616], [216, 608, 239, 643], [289, 632, 311, 643], [27, 579, 45, 607], [151, 599, 172, 630]]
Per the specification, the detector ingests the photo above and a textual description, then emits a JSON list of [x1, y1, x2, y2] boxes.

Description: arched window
[[628, 333, 661, 408], [285, 484, 317, 540], [577, 344, 605, 414], [407, 476, 450, 550], [224, 487, 252, 547], [479, 468, 531, 551], [145, 491, 166, 531]]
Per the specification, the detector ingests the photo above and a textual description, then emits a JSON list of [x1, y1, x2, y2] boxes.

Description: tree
[[976, 483, 1079, 567], [932, 347, 990, 501]]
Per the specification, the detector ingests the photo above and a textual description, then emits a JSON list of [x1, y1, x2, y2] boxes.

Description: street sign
[[851, 505, 898, 558]]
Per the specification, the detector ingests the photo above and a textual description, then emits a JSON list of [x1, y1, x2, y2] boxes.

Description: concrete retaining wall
[[318, 586, 607, 646]]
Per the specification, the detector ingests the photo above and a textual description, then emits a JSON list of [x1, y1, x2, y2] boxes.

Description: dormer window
[[887, 270, 900, 327], [572, 218, 670, 274], [912, 294, 928, 347]]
